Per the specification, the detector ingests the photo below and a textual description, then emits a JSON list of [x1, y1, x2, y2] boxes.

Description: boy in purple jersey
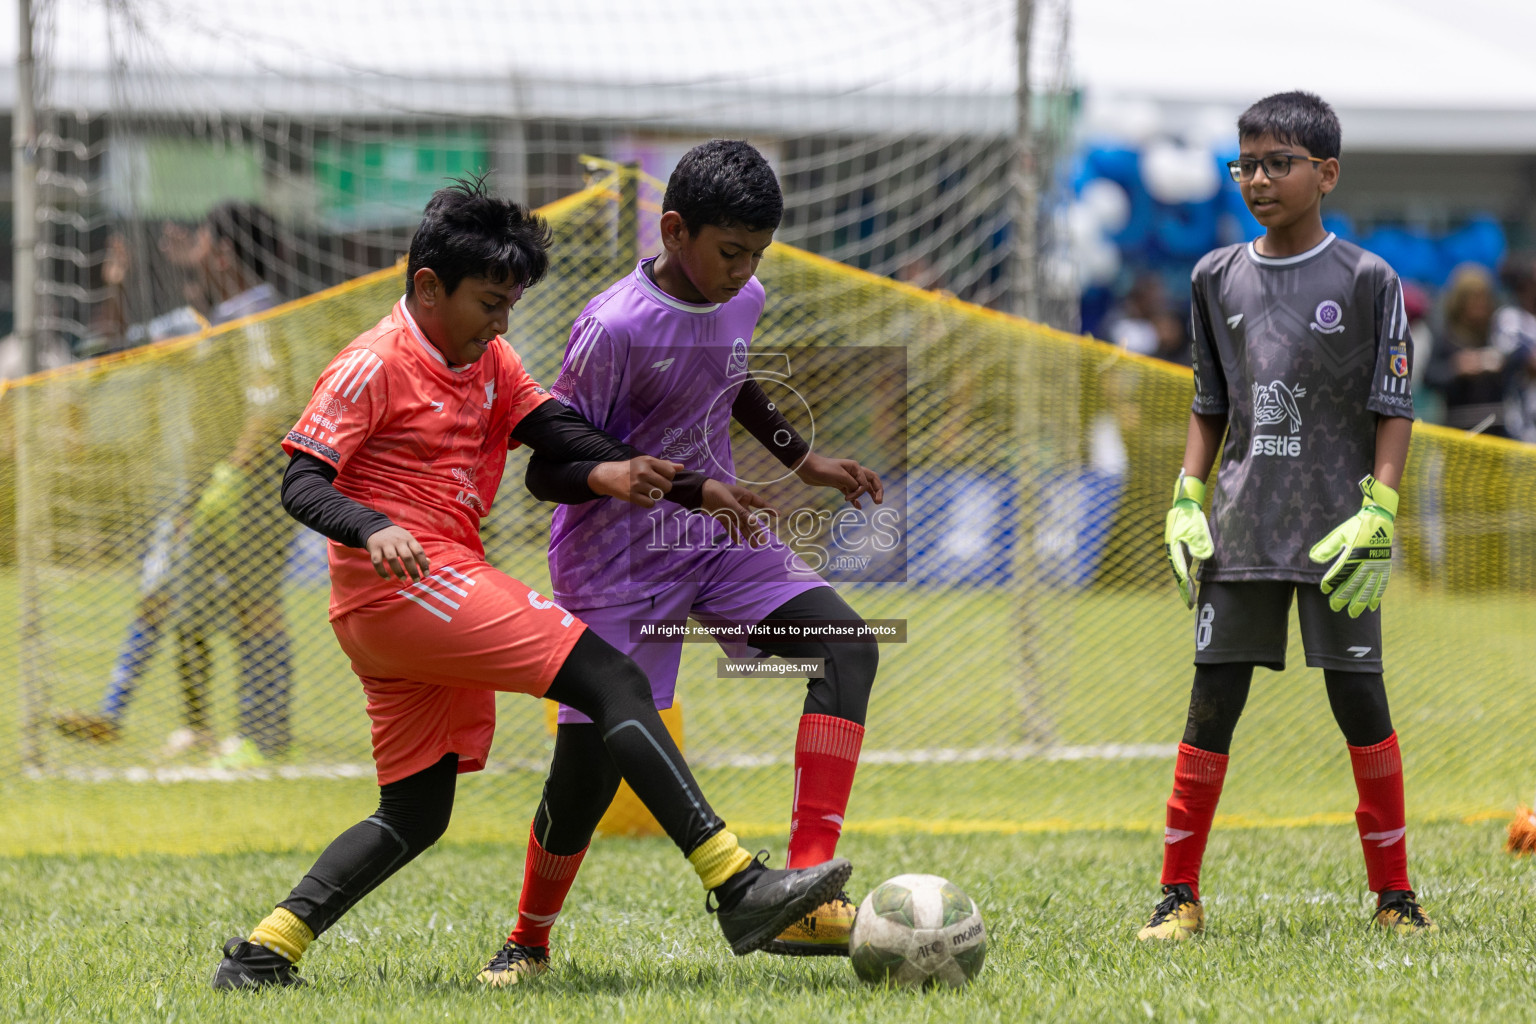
[[483, 141, 884, 981], [1141, 92, 1435, 942]]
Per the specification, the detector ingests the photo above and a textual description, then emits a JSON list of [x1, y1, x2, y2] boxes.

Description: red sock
[[1349, 731, 1411, 895], [1159, 743, 1229, 901], [786, 714, 864, 868], [507, 826, 586, 950]]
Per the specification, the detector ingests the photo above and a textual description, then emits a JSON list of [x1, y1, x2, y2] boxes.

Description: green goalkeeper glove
[[1308, 475, 1398, 619], [1165, 471, 1213, 609]]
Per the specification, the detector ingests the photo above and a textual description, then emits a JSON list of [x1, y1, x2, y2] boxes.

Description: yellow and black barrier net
[[2, 167, 1533, 855]]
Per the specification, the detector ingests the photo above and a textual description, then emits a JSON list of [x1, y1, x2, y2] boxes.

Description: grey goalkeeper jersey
[[1189, 234, 1414, 583]]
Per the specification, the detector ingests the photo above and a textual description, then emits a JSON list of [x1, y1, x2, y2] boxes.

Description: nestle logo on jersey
[[1251, 379, 1305, 458], [1252, 434, 1301, 456]]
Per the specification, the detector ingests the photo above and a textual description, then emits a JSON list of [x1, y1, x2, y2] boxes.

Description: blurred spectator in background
[[1425, 264, 1511, 437], [1401, 282, 1440, 424], [1493, 253, 1536, 444], [162, 201, 284, 327], [53, 201, 295, 766], [1101, 272, 1190, 365]]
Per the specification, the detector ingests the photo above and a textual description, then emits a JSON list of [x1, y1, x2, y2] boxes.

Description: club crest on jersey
[[727, 337, 749, 377], [1251, 379, 1306, 457], [1389, 342, 1409, 378], [1310, 299, 1345, 334]]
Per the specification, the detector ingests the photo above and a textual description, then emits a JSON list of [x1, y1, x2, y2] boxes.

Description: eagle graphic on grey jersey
[[1188, 233, 1414, 583], [1251, 380, 1306, 433]]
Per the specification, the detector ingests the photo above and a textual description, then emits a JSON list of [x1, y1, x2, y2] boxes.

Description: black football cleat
[[210, 937, 308, 990], [708, 853, 852, 956]]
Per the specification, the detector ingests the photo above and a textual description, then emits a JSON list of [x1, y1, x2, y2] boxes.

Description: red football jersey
[[283, 298, 551, 617]]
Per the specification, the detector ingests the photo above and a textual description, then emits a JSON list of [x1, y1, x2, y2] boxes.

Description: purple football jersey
[[547, 259, 774, 604]]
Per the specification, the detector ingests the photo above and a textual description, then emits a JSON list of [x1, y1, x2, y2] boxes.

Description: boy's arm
[[1182, 411, 1227, 480], [1373, 415, 1412, 490], [1165, 269, 1227, 607], [280, 452, 428, 582], [733, 378, 884, 507], [513, 400, 705, 509], [1305, 274, 1416, 617], [733, 378, 810, 467]]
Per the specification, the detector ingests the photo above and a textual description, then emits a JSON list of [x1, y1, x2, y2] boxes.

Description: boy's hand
[[589, 457, 681, 509], [365, 525, 430, 582], [794, 452, 883, 509], [1165, 471, 1213, 609], [1308, 475, 1397, 618], [701, 479, 776, 547]]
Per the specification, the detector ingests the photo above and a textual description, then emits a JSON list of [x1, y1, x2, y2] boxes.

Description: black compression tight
[[531, 589, 880, 856], [541, 628, 725, 857], [1181, 663, 1394, 755], [279, 753, 458, 936]]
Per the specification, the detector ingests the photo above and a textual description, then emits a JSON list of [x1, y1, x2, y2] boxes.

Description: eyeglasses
[[1226, 154, 1326, 183]]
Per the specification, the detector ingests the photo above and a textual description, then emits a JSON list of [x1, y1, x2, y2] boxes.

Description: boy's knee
[[610, 654, 653, 706]]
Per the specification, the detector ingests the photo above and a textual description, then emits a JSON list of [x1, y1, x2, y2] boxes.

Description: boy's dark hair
[[1237, 91, 1342, 161], [662, 140, 783, 235], [406, 175, 553, 298], [206, 201, 282, 284]]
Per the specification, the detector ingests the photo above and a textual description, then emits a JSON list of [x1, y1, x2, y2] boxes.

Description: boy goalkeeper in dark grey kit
[[1140, 91, 1434, 941]]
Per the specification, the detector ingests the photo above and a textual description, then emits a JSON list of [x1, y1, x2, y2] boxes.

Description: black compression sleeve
[[280, 452, 394, 548], [732, 377, 810, 468], [516, 399, 707, 509]]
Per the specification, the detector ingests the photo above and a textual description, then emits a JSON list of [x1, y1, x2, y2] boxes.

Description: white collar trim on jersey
[[1246, 232, 1337, 267], [635, 258, 722, 314], [398, 296, 471, 373]]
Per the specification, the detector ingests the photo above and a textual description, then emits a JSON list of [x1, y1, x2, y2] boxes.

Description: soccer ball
[[849, 873, 986, 989]]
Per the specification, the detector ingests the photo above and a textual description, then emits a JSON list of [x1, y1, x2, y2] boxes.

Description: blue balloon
[[1219, 186, 1263, 242], [1082, 146, 1142, 188], [1154, 199, 1220, 259], [1361, 227, 1439, 286], [1437, 216, 1506, 281], [1321, 212, 1354, 242]]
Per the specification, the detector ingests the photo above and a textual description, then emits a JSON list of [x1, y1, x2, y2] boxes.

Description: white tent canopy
[[0, 0, 1532, 146]]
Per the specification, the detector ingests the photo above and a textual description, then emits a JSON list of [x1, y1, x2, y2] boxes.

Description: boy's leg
[[481, 724, 619, 987], [235, 591, 292, 758], [492, 592, 680, 982], [1324, 670, 1412, 896], [688, 559, 876, 957], [738, 586, 876, 869], [1142, 580, 1288, 941], [212, 754, 458, 989], [53, 588, 170, 744], [513, 728, 620, 948], [543, 628, 851, 954], [1299, 589, 1431, 930], [1160, 662, 1251, 895]]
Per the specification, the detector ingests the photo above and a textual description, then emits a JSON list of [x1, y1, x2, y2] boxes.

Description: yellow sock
[[249, 908, 314, 963], [688, 829, 753, 890]]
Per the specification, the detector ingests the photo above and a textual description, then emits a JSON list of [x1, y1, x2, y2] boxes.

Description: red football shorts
[[330, 559, 585, 785]]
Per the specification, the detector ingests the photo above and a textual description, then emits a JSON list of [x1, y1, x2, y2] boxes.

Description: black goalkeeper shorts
[[1192, 579, 1383, 674]]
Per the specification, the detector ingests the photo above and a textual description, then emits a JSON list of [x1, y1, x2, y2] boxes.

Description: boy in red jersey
[[1142, 92, 1433, 941], [210, 179, 850, 991]]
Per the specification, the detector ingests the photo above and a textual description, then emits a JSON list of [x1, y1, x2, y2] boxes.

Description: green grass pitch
[[3, 822, 1533, 1022]]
